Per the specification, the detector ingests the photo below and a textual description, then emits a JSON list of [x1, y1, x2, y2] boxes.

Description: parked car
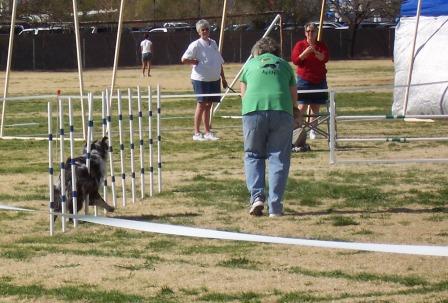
[[359, 21, 396, 29], [312, 21, 349, 29], [0, 25, 25, 35], [149, 27, 169, 33], [225, 24, 251, 31], [18, 27, 63, 36], [162, 22, 194, 31]]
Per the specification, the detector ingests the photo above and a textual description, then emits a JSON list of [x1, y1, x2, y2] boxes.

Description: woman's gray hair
[[304, 22, 316, 31], [196, 19, 210, 32], [251, 37, 280, 57]]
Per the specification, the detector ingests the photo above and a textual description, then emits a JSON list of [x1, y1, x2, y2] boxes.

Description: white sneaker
[[309, 130, 317, 140], [249, 199, 264, 216], [269, 213, 283, 217], [204, 132, 219, 141], [192, 133, 205, 141]]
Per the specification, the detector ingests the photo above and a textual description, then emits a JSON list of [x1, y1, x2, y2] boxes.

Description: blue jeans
[[243, 110, 293, 215]]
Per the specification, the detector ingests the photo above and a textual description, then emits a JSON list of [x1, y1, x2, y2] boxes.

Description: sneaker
[[269, 213, 283, 218], [291, 144, 311, 153], [192, 133, 205, 141], [204, 132, 219, 141], [309, 130, 317, 140], [249, 198, 264, 216]]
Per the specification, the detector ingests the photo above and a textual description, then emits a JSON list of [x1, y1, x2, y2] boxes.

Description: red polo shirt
[[291, 39, 329, 84]]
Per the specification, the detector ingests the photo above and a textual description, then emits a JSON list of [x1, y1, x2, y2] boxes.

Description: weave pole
[[127, 88, 136, 203], [47, 101, 55, 236], [157, 85, 162, 193], [85, 93, 94, 215], [58, 96, 66, 232], [137, 86, 145, 199], [148, 86, 154, 197], [329, 91, 337, 164], [68, 98, 78, 226], [101, 91, 108, 209], [105, 90, 117, 207], [117, 90, 127, 206]]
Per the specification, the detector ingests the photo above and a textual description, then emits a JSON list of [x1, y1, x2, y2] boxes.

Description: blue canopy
[[401, 0, 448, 17]]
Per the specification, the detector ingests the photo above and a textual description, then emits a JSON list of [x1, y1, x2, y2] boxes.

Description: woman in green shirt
[[240, 37, 297, 217]]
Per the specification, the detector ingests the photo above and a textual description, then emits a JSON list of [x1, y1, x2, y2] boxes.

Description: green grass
[[0, 280, 146, 302], [1, 84, 447, 302], [288, 266, 429, 287]]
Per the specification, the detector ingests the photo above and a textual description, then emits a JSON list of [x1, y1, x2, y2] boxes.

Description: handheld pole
[[317, 0, 325, 42]]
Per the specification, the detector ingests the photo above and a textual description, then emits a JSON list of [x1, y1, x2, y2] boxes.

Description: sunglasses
[[201, 28, 210, 32], [306, 30, 316, 33]]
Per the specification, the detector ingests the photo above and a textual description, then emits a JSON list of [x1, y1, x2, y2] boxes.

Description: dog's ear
[[101, 136, 108, 144]]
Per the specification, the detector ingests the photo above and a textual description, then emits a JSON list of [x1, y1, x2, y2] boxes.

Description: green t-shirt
[[240, 53, 295, 115]]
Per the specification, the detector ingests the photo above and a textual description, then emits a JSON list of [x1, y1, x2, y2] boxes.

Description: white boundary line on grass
[[1, 204, 447, 257]]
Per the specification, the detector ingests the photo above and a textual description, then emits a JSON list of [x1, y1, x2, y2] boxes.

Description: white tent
[[392, 0, 448, 115]]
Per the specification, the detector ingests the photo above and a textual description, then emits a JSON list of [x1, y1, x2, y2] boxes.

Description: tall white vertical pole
[[403, 0, 423, 115], [157, 84, 162, 193], [85, 93, 94, 215], [117, 90, 127, 207], [137, 86, 145, 199], [48, 101, 55, 236], [101, 91, 108, 209], [58, 97, 66, 232], [72, 0, 87, 140], [68, 98, 78, 226], [1, 0, 18, 137], [110, 0, 126, 104], [128, 88, 136, 203], [105, 89, 117, 207], [329, 91, 336, 165], [148, 86, 154, 197]]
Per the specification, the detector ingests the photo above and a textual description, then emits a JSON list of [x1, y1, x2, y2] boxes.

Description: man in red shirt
[[291, 22, 329, 146]]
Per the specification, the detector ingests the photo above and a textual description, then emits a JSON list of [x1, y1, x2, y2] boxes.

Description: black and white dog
[[52, 136, 115, 219]]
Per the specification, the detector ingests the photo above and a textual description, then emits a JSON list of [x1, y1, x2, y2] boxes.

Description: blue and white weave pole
[[128, 88, 136, 204], [68, 98, 78, 226], [105, 89, 117, 207], [58, 95, 66, 232], [117, 90, 127, 207], [147, 86, 154, 197], [156, 84, 162, 193], [137, 86, 145, 199], [101, 91, 108, 210], [47, 101, 55, 236], [85, 93, 94, 215]]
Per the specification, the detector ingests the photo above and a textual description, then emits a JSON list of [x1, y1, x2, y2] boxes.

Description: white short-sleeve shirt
[[140, 39, 152, 54], [181, 38, 224, 81]]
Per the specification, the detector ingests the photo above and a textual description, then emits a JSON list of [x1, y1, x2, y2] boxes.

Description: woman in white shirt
[[181, 19, 227, 141]]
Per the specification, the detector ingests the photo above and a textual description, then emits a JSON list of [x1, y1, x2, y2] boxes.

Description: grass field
[[0, 61, 447, 303]]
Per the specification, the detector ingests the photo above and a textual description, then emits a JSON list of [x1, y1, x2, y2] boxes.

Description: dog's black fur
[[52, 136, 115, 219]]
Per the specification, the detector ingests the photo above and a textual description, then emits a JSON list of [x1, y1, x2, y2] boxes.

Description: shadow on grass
[[286, 206, 448, 217], [115, 212, 201, 221]]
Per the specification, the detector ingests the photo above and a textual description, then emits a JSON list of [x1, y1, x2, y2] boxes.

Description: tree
[[328, 0, 400, 58]]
